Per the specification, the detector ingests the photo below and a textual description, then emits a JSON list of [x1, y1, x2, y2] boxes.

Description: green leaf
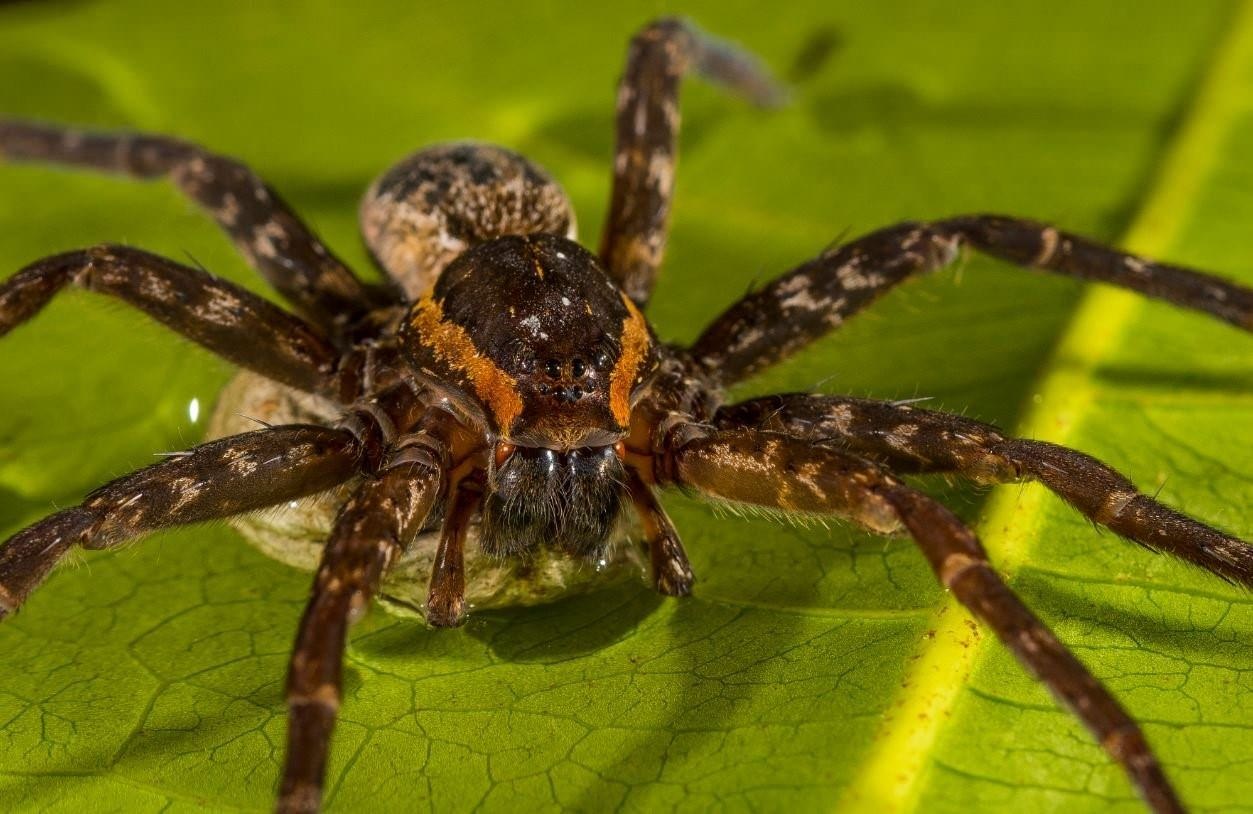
[[0, 2, 1249, 813]]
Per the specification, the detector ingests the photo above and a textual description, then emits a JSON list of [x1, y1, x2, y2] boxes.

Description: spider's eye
[[544, 359, 561, 378], [592, 350, 611, 370], [571, 358, 586, 378], [518, 356, 536, 374]]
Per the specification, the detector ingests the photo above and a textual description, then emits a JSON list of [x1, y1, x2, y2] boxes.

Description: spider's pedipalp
[[691, 216, 1253, 386], [657, 425, 1185, 814], [717, 394, 1253, 585], [0, 425, 363, 619], [625, 465, 695, 596], [0, 119, 386, 338], [0, 245, 339, 395], [424, 478, 479, 628], [281, 453, 444, 814], [601, 17, 786, 307]]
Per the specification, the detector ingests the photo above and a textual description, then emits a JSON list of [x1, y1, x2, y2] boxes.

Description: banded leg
[[691, 215, 1253, 385], [601, 17, 786, 306], [661, 427, 1184, 814], [0, 119, 382, 336], [279, 452, 443, 814], [0, 425, 363, 619], [0, 245, 338, 395], [717, 393, 1253, 585]]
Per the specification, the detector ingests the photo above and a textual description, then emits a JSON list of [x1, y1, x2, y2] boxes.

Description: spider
[[0, 17, 1250, 814]]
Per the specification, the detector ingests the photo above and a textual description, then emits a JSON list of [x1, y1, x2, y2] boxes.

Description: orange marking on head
[[410, 297, 523, 431], [609, 294, 651, 426]]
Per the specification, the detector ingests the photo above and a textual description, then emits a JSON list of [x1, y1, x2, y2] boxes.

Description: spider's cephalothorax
[[1, 16, 1251, 814], [401, 233, 654, 557]]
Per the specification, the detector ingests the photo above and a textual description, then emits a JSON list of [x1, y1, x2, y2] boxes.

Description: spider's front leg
[[718, 394, 1253, 584], [0, 245, 338, 394], [601, 17, 786, 307], [653, 424, 1185, 814], [0, 425, 364, 619], [691, 216, 1253, 384], [279, 431, 447, 814], [0, 119, 386, 337]]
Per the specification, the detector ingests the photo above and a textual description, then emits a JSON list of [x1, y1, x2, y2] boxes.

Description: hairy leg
[[279, 451, 443, 814], [0, 245, 338, 394], [717, 394, 1253, 585], [0, 425, 363, 618], [659, 426, 1184, 814], [0, 119, 382, 336], [601, 17, 785, 307], [691, 215, 1253, 385], [716, 393, 1253, 583]]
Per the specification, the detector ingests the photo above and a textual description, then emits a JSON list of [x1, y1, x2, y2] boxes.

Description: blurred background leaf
[[0, 1, 1249, 812]]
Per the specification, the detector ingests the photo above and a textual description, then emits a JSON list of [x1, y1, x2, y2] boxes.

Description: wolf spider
[[0, 17, 1250, 814]]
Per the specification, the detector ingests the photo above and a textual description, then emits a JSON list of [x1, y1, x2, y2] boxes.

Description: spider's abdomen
[[360, 143, 576, 300]]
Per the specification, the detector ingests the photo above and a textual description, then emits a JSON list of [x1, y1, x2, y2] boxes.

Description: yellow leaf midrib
[[833, 1, 1253, 811]]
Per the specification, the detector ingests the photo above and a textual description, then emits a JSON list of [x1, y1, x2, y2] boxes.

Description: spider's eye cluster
[[535, 356, 592, 381], [532, 353, 602, 404]]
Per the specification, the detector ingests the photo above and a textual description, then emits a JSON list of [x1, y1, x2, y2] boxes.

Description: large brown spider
[[0, 17, 1250, 814]]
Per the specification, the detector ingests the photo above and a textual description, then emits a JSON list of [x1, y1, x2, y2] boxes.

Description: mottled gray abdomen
[[360, 142, 576, 300]]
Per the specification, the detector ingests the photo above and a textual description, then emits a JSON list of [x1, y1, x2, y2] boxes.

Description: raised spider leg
[[718, 394, 1253, 585], [657, 426, 1185, 814], [601, 17, 786, 307], [0, 119, 384, 338], [0, 425, 363, 619], [691, 215, 1253, 384], [0, 245, 339, 394], [279, 446, 444, 814]]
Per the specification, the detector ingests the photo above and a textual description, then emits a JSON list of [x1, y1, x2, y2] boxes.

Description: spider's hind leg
[[360, 143, 577, 301], [0, 119, 384, 338], [718, 394, 1253, 585]]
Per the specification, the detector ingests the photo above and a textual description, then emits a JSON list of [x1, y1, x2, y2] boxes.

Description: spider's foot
[[275, 780, 321, 814], [0, 581, 18, 620], [651, 537, 696, 597], [424, 592, 467, 628]]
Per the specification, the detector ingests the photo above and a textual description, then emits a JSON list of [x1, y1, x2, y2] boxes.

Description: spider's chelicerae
[[0, 18, 1250, 814]]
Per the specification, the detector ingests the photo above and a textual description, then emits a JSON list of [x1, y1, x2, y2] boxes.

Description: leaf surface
[[0, 2, 1249, 812]]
